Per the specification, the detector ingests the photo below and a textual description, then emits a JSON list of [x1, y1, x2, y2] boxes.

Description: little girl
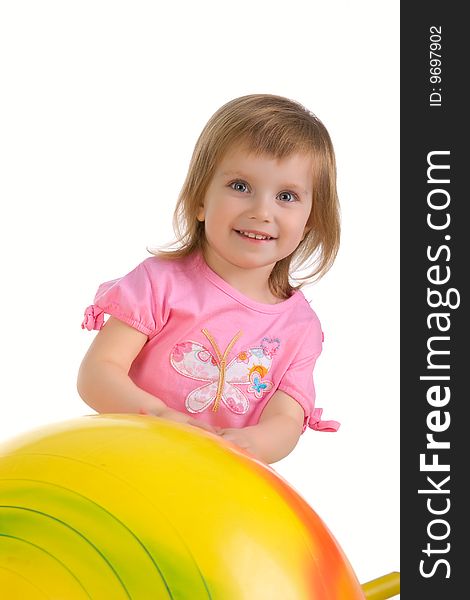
[[78, 93, 340, 464]]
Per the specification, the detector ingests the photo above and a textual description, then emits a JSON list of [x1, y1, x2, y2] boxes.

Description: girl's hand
[[219, 427, 257, 456], [141, 407, 218, 434]]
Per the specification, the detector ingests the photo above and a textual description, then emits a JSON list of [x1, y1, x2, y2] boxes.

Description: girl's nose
[[248, 193, 272, 222]]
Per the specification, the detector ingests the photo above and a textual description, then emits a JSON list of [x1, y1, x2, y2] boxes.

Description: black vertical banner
[[401, 4, 466, 598]]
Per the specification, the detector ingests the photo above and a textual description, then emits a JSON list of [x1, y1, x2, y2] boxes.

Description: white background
[[0, 0, 399, 592]]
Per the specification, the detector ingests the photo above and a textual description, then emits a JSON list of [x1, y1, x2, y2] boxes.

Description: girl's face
[[197, 145, 313, 278]]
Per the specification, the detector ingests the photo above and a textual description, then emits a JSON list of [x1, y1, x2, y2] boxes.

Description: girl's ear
[[196, 204, 205, 222]]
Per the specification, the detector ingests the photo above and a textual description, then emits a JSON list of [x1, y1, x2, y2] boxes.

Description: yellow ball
[[0, 415, 364, 599]]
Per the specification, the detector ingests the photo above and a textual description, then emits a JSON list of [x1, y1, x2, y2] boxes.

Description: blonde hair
[[152, 93, 340, 300]]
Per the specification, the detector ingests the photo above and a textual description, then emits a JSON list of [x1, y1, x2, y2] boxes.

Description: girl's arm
[[77, 317, 215, 432], [220, 390, 305, 464]]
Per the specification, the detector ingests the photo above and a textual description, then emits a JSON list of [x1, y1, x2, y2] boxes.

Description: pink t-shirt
[[82, 252, 339, 433]]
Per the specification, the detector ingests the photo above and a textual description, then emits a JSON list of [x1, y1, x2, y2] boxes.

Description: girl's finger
[[191, 419, 217, 433]]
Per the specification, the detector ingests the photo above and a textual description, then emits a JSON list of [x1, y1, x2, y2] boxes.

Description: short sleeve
[[278, 319, 340, 434], [81, 260, 158, 337]]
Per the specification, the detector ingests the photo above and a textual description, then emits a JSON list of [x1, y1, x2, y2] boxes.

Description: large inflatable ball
[[0, 414, 365, 599]]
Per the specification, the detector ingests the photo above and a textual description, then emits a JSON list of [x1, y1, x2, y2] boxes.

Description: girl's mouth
[[235, 229, 275, 241]]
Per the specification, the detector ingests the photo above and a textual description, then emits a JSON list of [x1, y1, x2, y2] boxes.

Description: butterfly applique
[[261, 337, 281, 358], [248, 371, 274, 399], [170, 330, 275, 415]]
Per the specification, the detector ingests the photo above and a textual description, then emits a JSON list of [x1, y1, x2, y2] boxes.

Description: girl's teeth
[[240, 231, 269, 240]]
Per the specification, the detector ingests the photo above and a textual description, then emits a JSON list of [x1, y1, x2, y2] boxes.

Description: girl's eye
[[278, 191, 297, 203], [230, 181, 249, 193]]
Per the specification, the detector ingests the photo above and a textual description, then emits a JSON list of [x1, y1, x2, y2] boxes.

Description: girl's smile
[[234, 229, 276, 242]]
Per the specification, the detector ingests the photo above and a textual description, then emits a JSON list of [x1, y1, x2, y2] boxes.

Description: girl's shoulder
[[288, 288, 322, 323], [138, 254, 198, 284], [140, 252, 198, 277], [285, 290, 324, 350]]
